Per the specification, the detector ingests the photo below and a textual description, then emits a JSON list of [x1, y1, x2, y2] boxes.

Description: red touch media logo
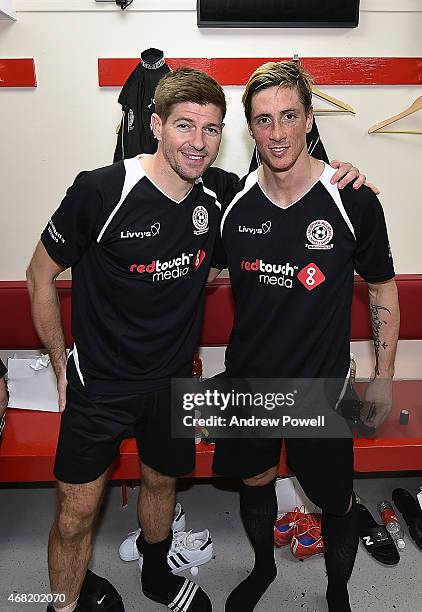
[[297, 263, 325, 291], [130, 249, 206, 282], [240, 258, 297, 288]]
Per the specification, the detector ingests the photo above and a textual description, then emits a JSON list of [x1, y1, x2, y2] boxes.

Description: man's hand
[[361, 377, 393, 431], [330, 160, 380, 195]]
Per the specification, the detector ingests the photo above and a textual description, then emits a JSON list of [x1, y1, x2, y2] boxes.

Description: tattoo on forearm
[[370, 304, 391, 375]]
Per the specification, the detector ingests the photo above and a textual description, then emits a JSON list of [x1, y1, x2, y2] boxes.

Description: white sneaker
[[138, 529, 213, 575], [119, 502, 186, 561]]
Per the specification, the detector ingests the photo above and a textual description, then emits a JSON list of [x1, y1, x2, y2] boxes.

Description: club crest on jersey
[[238, 221, 271, 235], [192, 206, 209, 235], [305, 220, 334, 250]]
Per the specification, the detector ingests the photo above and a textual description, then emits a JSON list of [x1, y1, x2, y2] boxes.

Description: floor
[[1, 475, 421, 612]]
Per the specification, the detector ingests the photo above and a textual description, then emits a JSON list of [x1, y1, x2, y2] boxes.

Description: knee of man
[[55, 500, 97, 539], [56, 511, 91, 540], [323, 494, 354, 517], [243, 466, 277, 487], [56, 506, 96, 539]]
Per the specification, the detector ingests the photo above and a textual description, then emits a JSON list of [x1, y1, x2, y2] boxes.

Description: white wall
[[0, 1, 421, 279], [0, 1, 421, 376]]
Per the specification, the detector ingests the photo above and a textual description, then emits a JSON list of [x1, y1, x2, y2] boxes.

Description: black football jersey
[[41, 156, 237, 393], [215, 163, 395, 379]]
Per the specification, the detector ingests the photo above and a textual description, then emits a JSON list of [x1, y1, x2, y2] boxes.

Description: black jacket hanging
[[248, 116, 329, 172], [113, 48, 171, 162]]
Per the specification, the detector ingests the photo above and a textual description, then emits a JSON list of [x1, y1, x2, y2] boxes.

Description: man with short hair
[[27, 64, 373, 612], [27, 67, 233, 612], [210, 61, 399, 612]]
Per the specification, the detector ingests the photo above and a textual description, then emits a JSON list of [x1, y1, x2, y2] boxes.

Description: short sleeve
[[40, 172, 103, 268], [351, 188, 395, 283], [0, 358, 6, 379], [202, 167, 240, 205]]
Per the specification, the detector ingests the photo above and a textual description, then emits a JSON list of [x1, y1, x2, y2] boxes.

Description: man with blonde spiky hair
[[211, 60, 399, 611]]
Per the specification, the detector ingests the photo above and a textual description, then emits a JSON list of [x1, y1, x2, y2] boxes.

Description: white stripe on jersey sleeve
[[220, 170, 259, 236], [319, 165, 356, 240], [96, 156, 145, 242], [200, 183, 221, 210]]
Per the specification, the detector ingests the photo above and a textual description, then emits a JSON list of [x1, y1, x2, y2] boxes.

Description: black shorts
[[212, 437, 354, 515], [54, 383, 195, 484]]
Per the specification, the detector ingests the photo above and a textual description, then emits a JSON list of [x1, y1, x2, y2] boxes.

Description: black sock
[[321, 494, 359, 612], [137, 531, 211, 611], [76, 570, 125, 611], [226, 480, 278, 612]]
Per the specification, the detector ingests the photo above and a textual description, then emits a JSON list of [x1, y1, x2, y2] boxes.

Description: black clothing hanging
[[113, 48, 171, 162]]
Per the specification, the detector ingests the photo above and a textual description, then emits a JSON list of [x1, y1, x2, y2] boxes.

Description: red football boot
[[290, 522, 324, 560], [274, 505, 320, 547]]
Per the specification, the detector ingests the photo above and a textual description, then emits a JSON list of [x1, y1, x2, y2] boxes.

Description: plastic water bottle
[[194, 409, 202, 445], [378, 500, 405, 550]]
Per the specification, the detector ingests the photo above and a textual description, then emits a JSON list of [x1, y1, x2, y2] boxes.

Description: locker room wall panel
[[1, 8, 422, 280], [0, 58, 36, 87], [98, 57, 422, 87]]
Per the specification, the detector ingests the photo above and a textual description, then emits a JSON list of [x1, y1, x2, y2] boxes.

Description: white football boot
[[138, 529, 213, 575], [119, 502, 186, 561]]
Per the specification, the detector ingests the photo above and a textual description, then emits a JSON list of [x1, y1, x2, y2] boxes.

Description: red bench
[[0, 276, 421, 483]]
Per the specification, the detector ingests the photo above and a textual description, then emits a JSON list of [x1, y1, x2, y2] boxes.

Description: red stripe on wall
[[98, 57, 422, 87], [0, 59, 37, 87]]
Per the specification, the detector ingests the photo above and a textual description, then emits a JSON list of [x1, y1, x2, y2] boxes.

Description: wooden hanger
[[368, 96, 422, 134], [312, 86, 355, 114]]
